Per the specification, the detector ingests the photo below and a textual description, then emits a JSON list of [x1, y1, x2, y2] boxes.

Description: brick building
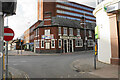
[[32, 0, 96, 53]]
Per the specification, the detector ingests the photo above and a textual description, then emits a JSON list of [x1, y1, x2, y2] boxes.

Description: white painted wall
[[96, 8, 111, 64]]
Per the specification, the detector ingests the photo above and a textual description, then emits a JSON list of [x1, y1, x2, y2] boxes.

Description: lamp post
[[81, 13, 86, 50]]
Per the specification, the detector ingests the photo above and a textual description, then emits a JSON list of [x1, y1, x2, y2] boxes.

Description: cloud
[[4, 0, 37, 39], [4, 0, 96, 39]]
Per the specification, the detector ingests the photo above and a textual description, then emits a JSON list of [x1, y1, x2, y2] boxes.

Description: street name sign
[[4, 28, 14, 41]]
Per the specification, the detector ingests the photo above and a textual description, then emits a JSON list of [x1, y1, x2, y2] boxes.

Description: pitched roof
[[36, 17, 96, 30]]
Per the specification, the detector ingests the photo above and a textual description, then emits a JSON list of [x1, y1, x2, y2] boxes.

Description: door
[[69, 40, 73, 52], [46, 42, 50, 49], [64, 40, 67, 53]]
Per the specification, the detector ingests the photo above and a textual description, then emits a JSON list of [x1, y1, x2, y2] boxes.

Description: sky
[[4, 0, 96, 39]]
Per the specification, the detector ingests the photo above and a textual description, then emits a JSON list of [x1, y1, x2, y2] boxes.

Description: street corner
[[71, 59, 95, 73], [8, 67, 29, 79]]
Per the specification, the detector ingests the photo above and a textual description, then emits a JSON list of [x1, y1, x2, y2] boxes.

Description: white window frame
[[45, 29, 50, 35], [87, 39, 94, 47], [89, 30, 92, 37], [51, 39, 55, 48], [58, 39, 62, 48], [63, 27, 67, 36], [75, 39, 83, 47], [77, 29, 80, 36], [41, 39, 44, 48], [69, 28, 73, 36], [58, 27, 61, 35]]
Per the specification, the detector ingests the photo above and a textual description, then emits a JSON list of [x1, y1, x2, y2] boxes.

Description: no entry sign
[[4, 28, 15, 41]]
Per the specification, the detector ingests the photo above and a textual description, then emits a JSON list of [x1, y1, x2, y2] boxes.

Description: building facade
[[34, 17, 95, 53], [24, 28, 30, 50], [23, 0, 96, 53], [93, 0, 120, 65]]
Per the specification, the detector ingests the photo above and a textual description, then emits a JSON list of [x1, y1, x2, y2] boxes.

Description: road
[[8, 51, 99, 78]]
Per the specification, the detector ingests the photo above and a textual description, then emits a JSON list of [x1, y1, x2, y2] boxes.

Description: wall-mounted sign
[[42, 34, 54, 39], [107, 2, 120, 13]]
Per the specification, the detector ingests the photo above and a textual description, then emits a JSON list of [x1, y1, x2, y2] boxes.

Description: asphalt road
[[8, 52, 99, 78]]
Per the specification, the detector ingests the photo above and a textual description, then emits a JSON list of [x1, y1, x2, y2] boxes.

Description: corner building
[[34, 0, 96, 53]]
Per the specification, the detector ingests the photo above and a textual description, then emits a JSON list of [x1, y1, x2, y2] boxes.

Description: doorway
[[64, 40, 67, 53]]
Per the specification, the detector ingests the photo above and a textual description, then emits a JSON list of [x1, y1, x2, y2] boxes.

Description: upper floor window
[[45, 29, 50, 35], [58, 27, 61, 35], [69, 28, 73, 36], [77, 29, 80, 36], [63, 27, 67, 35], [89, 30, 92, 37]]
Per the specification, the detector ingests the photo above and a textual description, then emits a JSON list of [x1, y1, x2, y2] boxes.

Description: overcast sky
[[4, 0, 96, 39]]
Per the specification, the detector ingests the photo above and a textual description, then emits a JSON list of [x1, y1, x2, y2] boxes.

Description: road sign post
[[4, 27, 14, 79]]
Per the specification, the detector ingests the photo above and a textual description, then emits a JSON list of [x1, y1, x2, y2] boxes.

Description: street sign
[[4, 28, 14, 41], [0, 52, 2, 57]]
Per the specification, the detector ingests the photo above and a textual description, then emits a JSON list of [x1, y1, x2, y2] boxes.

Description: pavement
[[8, 50, 60, 56], [7, 50, 120, 79], [72, 59, 119, 79]]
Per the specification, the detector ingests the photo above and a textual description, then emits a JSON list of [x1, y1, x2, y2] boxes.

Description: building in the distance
[[32, 0, 96, 53], [93, 0, 120, 65]]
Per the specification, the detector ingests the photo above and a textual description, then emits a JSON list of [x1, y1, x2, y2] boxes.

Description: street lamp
[[80, 13, 87, 51]]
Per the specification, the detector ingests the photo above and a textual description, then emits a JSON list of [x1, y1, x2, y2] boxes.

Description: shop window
[[58, 39, 62, 48], [87, 39, 94, 47], [51, 39, 55, 48], [75, 39, 83, 47], [41, 40, 44, 48]]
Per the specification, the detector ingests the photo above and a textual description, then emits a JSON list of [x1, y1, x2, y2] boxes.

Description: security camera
[[0, 0, 17, 16]]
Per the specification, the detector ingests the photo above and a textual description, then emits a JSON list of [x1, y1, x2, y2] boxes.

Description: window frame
[[41, 39, 44, 48], [77, 29, 80, 36], [75, 39, 83, 47], [51, 39, 55, 48], [58, 27, 61, 35], [63, 27, 67, 36], [58, 39, 62, 48], [69, 28, 73, 36], [87, 39, 94, 47]]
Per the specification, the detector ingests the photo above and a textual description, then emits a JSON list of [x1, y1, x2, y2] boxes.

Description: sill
[[58, 34, 61, 36], [75, 46, 83, 47], [63, 34, 67, 36]]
